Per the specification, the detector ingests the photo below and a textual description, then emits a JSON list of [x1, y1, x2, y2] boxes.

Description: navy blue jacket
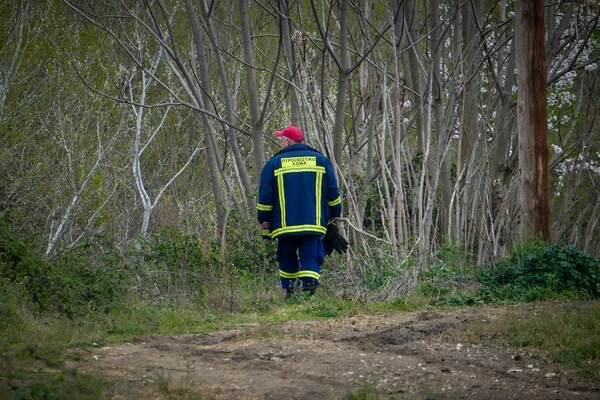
[[257, 144, 342, 238]]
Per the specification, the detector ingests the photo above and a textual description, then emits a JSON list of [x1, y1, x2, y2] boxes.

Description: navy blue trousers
[[276, 235, 324, 290]]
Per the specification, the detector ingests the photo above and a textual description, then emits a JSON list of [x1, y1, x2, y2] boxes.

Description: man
[[257, 125, 342, 297]]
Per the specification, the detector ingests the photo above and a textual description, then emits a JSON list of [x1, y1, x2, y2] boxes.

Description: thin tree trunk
[[279, 0, 302, 125], [331, 0, 350, 167], [238, 0, 266, 177], [429, 0, 452, 243], [491, 0, 516, 255], [45, 116, 108, 257], [184, 0, 229, 234], [199, 0, 255, 213]]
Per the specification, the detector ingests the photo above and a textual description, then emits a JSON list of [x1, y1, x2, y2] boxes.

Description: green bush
[[0, 216, 55, 312], [422, 244, 600, 305], [1, 215, 125, 318], [136, 228, 224, 299], [47, 242, 125, 317], [126, 227, 277, 308], [419, 246, 479, 305], [143, 228, 216, 272], [477, 244, 600, 303]]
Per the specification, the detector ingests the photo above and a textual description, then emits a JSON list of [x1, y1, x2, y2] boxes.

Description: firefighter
[[257, 125, 342, 297]]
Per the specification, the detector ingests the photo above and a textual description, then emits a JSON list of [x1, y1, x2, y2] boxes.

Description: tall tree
[[516, 0, 551, 242]]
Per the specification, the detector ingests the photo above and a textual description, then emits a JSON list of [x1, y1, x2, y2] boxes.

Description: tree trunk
[[184, 0, 229, 235], [429, 0, 452, 243], [491, 0, 516, 256], [279, 0, 302, 125], [331, 0, 350, 167], [199, 0, 255, 214], [238, 0, 266, 177], [516, 0, 551, 242]]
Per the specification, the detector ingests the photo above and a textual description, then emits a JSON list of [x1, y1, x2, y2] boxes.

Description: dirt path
[[70, 303, 599, 399]]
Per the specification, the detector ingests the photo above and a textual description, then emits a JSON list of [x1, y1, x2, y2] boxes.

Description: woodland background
[[1, 0, 599, 302]]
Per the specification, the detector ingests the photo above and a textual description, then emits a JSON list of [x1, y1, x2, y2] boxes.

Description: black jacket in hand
[[324, 223, 349, 255]]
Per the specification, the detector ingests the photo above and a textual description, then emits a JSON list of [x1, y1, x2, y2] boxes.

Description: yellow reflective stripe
[[315, 171, 322, 227], [298, 270, 321, 280], [257, 203, 273, 211], [277, 174, 286, 228], [279, 270, 300, 279], [270, 225, 326, 237], [328, 196, 342, 207], [274, 166, 326, 176], [271, 164, 330, 233]]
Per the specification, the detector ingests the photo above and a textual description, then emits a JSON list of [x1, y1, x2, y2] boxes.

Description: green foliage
[[0, 278, 26, 335], [1, 219, 278, 322], [50, 243, 125, 317], [363, 256, 403, 292], [419, 245, 480, 305], [143, 226, 276, 276], [1, 344, 106, 400], [477, 245, 600, 303], [0, 216, 53, 311], [144, 227, 217, 272], [350, 244, 414, 293], [135, 227, 277, 309], [227, 234, 278, 276], [422, 244, 600, 305], [0, 215, 124, 318]]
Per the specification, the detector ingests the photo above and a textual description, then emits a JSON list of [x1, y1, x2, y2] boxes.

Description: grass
[[1, 340, 106, 400], [343, 381, 380, 400], [455, 301, 600, 381], [0, 302, 109, 400]]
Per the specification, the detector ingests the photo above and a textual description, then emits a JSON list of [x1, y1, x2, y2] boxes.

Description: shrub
[[135, 228, 223, 300], [129, 227, 276, 306], [1, 215, 125, 317], [0, 215, 55, 311], [477, 244, 600, 303], [47, 242, 125, 317], [422, 244, 600, 305]]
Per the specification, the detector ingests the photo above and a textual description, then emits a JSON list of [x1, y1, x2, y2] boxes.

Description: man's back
[[258, 143, 341, 238]]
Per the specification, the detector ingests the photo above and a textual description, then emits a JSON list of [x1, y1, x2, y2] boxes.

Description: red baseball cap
[[274, 125, 303, 142]]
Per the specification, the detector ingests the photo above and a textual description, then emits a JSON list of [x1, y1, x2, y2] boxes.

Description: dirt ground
[[70, 302, 600, 399]]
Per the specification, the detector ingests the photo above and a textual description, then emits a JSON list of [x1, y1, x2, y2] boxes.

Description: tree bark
[[516, 0, 551, 242], [184, 0, 229, 235], [198, 0, 255, 213], [279, 0, 302, 126], [238, 0, 266, 177], [331, 0, 350, 167]]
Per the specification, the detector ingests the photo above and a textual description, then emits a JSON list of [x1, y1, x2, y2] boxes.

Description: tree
[[516, 0, 551, 242], [3, 0, 600, 284]]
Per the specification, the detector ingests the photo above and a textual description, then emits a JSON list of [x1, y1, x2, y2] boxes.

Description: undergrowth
[[455, 302, 600, 381], [1, 215, 599, 398], [422, 243, 600, 305]]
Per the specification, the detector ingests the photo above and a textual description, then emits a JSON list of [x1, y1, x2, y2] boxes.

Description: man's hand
[[261, 221, 270, 229]]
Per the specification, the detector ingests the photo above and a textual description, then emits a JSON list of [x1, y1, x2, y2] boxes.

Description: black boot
[[302, 280, 319, 296], [283, 287, 293, 300]]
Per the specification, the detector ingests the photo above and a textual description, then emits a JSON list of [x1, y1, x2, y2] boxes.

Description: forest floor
[[69, 301, 600, 400]]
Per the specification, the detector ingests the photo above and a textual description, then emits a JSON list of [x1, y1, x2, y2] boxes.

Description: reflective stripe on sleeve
[[328, 196, 342, 207], [257, 203, 273, 211]]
